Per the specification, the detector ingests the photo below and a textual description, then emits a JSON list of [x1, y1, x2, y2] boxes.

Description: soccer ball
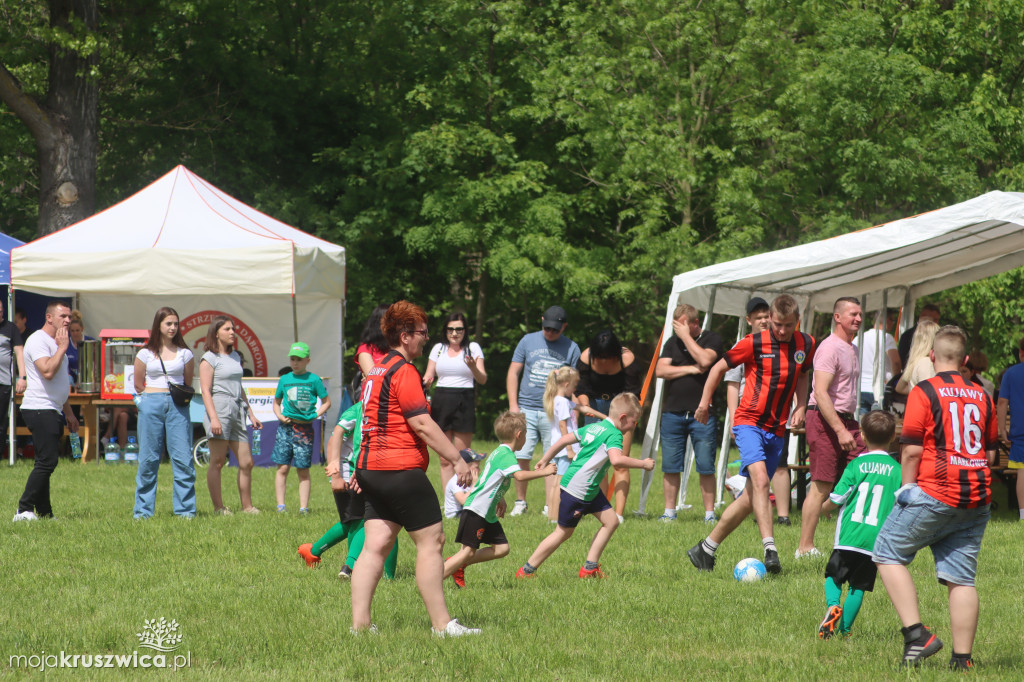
[[733, 558, 767, 583]]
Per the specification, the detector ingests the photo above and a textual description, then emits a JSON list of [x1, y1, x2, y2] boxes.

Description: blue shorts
[[733, 425, 785, 478], [271, 422, 315, 468], [515, 409, 551, 461], [1009, 441, 1024, 466], [557, 489, 612, 528], [661, 411, 717, 474], [555, 454, 571, 476], [873, 485, 990, 587]]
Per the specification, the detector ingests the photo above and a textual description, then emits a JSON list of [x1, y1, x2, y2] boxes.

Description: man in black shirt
[[897, 304, 939, 368], [655, 303, 724, 523]]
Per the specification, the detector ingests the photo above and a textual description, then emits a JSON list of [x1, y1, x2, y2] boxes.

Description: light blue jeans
[[134, 392, 196, 518], [515, 408, 552, 461]]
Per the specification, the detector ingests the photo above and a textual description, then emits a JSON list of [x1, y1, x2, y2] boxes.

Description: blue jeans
[[134, 392, 196, 518], [584, 397, 611, 426], [661, 411, 717, 474], [515, 408, 552, 461]]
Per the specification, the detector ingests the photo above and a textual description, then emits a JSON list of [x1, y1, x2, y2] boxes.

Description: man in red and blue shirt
[[688, 294, 815, 575]]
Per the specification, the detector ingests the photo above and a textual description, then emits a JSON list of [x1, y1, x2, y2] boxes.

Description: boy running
[[816, 410, 901, 639], [516, 393, 654, 579], [443, 412, 556, 587], [688, 294, 815, 575]]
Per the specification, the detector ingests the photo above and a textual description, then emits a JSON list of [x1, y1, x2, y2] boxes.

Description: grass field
[[2, 444, 1022, 680]]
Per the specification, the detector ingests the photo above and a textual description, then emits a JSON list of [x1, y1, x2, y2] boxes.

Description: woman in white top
[[896, 319, 940, 395], [200, 315, 262, 515], [132, 307, 196, 519], [421, 312, 486, 490]]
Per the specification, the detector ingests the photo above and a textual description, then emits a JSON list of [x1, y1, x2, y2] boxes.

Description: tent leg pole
[[291, 295, 299, 343]]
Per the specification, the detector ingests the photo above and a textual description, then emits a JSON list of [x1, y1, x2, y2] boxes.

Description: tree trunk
[[0, 1, 99, 237], [38, 0, 99, 236]]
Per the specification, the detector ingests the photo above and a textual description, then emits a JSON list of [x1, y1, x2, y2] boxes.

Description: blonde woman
[[201, 315, 262, 514], [896, 319, 940, 395]]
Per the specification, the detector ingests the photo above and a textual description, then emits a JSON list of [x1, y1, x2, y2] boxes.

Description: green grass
[[2, 445, 1022, 680]]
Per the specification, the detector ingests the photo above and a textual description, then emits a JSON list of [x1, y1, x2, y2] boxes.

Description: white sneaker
[[433, 618, 481, 638], [510, 501, 528, 516], [12, 510, 39, 522], [542, 505, 548, 515], [349, 624, 378, 635], [616, 514, 625, 524], [795, 547, 824, 560]]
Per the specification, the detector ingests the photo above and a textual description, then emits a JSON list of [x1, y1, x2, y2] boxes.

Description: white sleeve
[[181, 347, 194, 364], [428, 344, 443, 362], [136, 348, 152, 363], [554, 398, 570, 423], [469, 342, 484, 360], [884, 334, 897, 352]]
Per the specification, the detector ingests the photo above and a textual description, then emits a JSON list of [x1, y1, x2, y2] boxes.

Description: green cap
[[288, 342, 310, 358]]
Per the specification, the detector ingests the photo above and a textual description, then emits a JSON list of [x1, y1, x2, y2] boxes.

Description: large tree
[[0, 0, 99, 236]]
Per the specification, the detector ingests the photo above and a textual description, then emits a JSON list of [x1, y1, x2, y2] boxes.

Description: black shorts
[[355, 468, 442, 532], [430, 387, 475, 433], [825, 548, 878, 592], [454, 510, 508, 549], [333, 488, 365, 525]]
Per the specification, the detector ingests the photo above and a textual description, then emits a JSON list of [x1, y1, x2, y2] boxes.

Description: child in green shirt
[[817, 410, 902, 639], [517, 393, 654, 579], [443, 412, 557, 587]]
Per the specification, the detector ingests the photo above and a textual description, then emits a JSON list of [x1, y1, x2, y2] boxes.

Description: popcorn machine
[[100, 329, 150, 400]]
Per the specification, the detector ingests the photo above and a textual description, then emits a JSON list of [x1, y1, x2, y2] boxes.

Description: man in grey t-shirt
[[505, 305, 580, 516]]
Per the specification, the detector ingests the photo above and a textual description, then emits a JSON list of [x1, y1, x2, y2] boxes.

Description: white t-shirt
[[443, 476, 472, 518], [853, 331, 897, 393], [549, 395, 579, 458], [136, 347, 195, 388], [428, 342, 484, 389], [23, 330, 71, 412]]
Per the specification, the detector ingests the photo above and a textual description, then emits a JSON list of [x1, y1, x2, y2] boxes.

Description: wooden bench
[[990, 445, 1020, 510]]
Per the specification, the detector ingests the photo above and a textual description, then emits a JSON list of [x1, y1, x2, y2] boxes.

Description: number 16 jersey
[[829, 450, 902, 555], [901, 370, 998, 509]]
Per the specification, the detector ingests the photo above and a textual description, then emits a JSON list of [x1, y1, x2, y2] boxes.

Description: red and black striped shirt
[[358, 351, 431, 471], [901, 371, 997, 509], [725, 329, 816, 436]]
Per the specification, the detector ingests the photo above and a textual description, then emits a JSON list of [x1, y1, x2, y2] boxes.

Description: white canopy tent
[[636, 190, 1024, 513], [10, 166, 346, 465]]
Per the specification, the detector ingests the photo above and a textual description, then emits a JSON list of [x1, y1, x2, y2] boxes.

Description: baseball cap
[[746, 297, 769, 315], [288, 341, 310, 358], [542, 305, 568, 330], [459, 448, 485, 463]]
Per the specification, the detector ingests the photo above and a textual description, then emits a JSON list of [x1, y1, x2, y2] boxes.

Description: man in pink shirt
[[796, 297, 865, 558]]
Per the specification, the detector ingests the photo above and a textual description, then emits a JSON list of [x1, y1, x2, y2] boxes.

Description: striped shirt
[[901, 371, 997, 509], [358, 351, 431, 471], [725, 329, 816, 436]]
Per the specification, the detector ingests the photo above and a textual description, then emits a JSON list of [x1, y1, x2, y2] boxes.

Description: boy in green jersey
[[443, 412, 557, 587], [298, 396, 398, 579], [517, 393, 654, 579], [816, 410, 901, 639]]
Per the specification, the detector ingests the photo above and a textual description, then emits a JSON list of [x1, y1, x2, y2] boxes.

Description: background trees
[[2, 0, 1023, 427]]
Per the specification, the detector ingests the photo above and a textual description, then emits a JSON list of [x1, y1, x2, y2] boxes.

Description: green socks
[[840, 589, 864, 633], [824, 576, 842, 607], [312, 522, 348, 557]]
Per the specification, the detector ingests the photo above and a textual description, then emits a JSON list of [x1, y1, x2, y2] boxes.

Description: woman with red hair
[[350, 301, 479, 637]]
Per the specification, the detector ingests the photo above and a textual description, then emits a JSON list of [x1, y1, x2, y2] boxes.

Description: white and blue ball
[[733, 558, 767, 583]]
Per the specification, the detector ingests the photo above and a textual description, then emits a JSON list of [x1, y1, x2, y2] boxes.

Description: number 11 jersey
[[830, 451, 902, 555]]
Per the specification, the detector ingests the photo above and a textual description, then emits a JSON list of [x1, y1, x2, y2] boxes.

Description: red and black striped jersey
[[358, 351, 431, 471], [901, 371, 997, 509], [725, 329, 816, 436]]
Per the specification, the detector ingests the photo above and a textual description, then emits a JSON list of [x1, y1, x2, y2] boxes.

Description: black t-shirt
[[660, 330, 724, 413], [897, 324, 916, 368]]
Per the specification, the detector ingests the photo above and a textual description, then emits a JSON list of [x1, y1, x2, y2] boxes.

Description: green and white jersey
[[464, 444, 521, 523], [560, 419, 623, 502], [337, 402, 363, 481], [830, 450, 902, 555]]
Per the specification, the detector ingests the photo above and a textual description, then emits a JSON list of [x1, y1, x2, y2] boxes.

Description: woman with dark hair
[[350, 300, 479, 637], [132, 307, 196, 518], [355, 304, 390, 376], [200, 315, 262, 515], [576, 329, 641, 521], [421, 311, 486, 490]]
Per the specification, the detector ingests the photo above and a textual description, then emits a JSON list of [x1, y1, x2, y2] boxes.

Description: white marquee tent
[[636, 190, 1024, 513], [10, 166, 346, 463]]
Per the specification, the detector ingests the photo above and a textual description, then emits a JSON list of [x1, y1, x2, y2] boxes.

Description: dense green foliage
[[3, 1, 1024, 429], [2, 457, 1022, 679]]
